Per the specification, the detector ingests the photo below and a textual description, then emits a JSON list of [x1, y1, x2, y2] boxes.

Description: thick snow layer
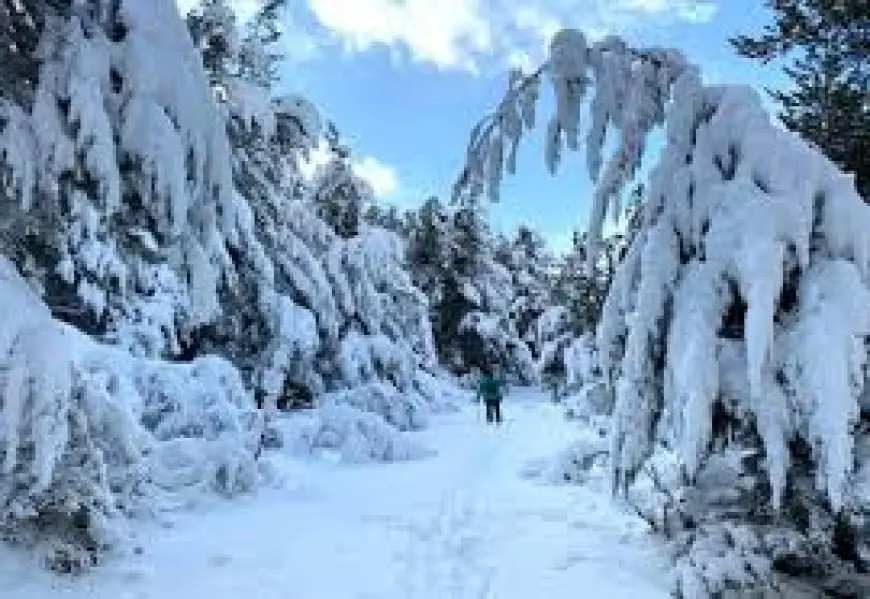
[[322, 382, 431, 432], [0, 389, 671, 599], [286, 402, 431, 464]]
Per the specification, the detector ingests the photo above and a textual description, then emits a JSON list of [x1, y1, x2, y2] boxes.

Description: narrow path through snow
[[2, 388, 672, 599]]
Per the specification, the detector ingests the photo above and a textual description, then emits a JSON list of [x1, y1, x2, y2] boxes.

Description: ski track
[[0, 388, 672, 599]]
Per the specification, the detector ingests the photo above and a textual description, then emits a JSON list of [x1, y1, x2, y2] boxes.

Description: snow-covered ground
[[1, 388, 671, 599]]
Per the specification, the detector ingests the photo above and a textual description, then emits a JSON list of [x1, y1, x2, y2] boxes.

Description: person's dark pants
[[485, 400, 502, 424]]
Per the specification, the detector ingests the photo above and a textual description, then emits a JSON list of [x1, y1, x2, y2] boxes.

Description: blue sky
[[180, 0, 787, 251]]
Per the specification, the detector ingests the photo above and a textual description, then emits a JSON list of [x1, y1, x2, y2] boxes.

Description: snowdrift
[[289, 403, 431, 464]]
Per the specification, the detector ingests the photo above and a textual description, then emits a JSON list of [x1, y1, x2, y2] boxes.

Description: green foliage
[[309, 155, 371, 239], [731, 0, 869, 199]]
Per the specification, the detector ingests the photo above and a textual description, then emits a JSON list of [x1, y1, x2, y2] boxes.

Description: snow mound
[[563, 383, 611, 420], [521, 416, 610, 485], [322, 382, 430, 432], [127, 355, 260, 501], [413, 368, 469, 413], [290, 404, 431, 464]]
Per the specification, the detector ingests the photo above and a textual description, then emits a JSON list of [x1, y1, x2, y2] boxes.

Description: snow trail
[[1, 388, 671, 599]]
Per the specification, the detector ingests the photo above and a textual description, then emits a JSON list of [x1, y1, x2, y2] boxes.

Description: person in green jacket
[[477, 366, 506, 424]]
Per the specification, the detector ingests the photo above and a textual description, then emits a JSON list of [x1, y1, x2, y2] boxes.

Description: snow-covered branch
[[455, 30, 690, 268]]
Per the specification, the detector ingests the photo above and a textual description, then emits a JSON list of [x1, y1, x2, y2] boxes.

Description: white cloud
[[299, 143, 401, 198], [620, 0, 718, 21], [175, 0, 717, 73], [352, 156, 400, 197], [306, 0, 492, 72], [301, 0, 719, 72]]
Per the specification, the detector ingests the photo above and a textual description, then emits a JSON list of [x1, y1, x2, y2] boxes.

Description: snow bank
[[522, 421, 610, 485], [412, 368, 469, 413], [322, 382, 430, 432], [284, 371, 467, 464], [289, 403, 430, 464]]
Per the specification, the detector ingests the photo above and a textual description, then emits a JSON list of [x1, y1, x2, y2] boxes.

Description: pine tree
[[551, 229, 622, 335], [0, 0, 262, 568], [405, 196, 465, 365], [189, 2, 440, 411], [731, 0, 869, 199], [0, 0, 74, 106], [309, 154, 372, 239], [457, 28, 870, 594], [0, 0, 454, 570], [407, 196, 450, 299], [238, 0, 285, 88], [450, 201, 488, 279], [401, 196, 536, 379], [503, 225, 553, 356], [185, 0, 238, 88]]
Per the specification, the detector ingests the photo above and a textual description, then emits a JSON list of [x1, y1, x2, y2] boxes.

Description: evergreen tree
[[407, 196, 451, 300], [450, 201, 488, 279], [0, 0, 73, 106], [731, 0, 869, 199], [551, 229, 622, 336], [304, 123, 371, 239], [406, 196, 468, 366], [185, 0, 238, 88], [0, 0, 262, 568], [401, 196, 536, 380], [0, 0, 453, 570], [502, 225, 553, 355], [309, 154, 372, 239], [458, 28, 870, 594], [237, 0, 285, 87]]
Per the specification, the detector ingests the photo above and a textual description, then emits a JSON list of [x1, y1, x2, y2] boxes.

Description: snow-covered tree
[[185, 0, 441, 415], [0, 0, 262, 569], [363, 202, 408, 236], [407, 196, 451, 304], [537, 225, 629, 394], [309, 154, 372, 239], [185, 0, 238, 88], [0, 0, 72, 107], [498, 225, 553, 356], [400, 196, 536, 381], [457, 29, 870, 595], [0, 0, 455, 570], [551, 229, 625, 336], [237, 0, 285, 88]]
